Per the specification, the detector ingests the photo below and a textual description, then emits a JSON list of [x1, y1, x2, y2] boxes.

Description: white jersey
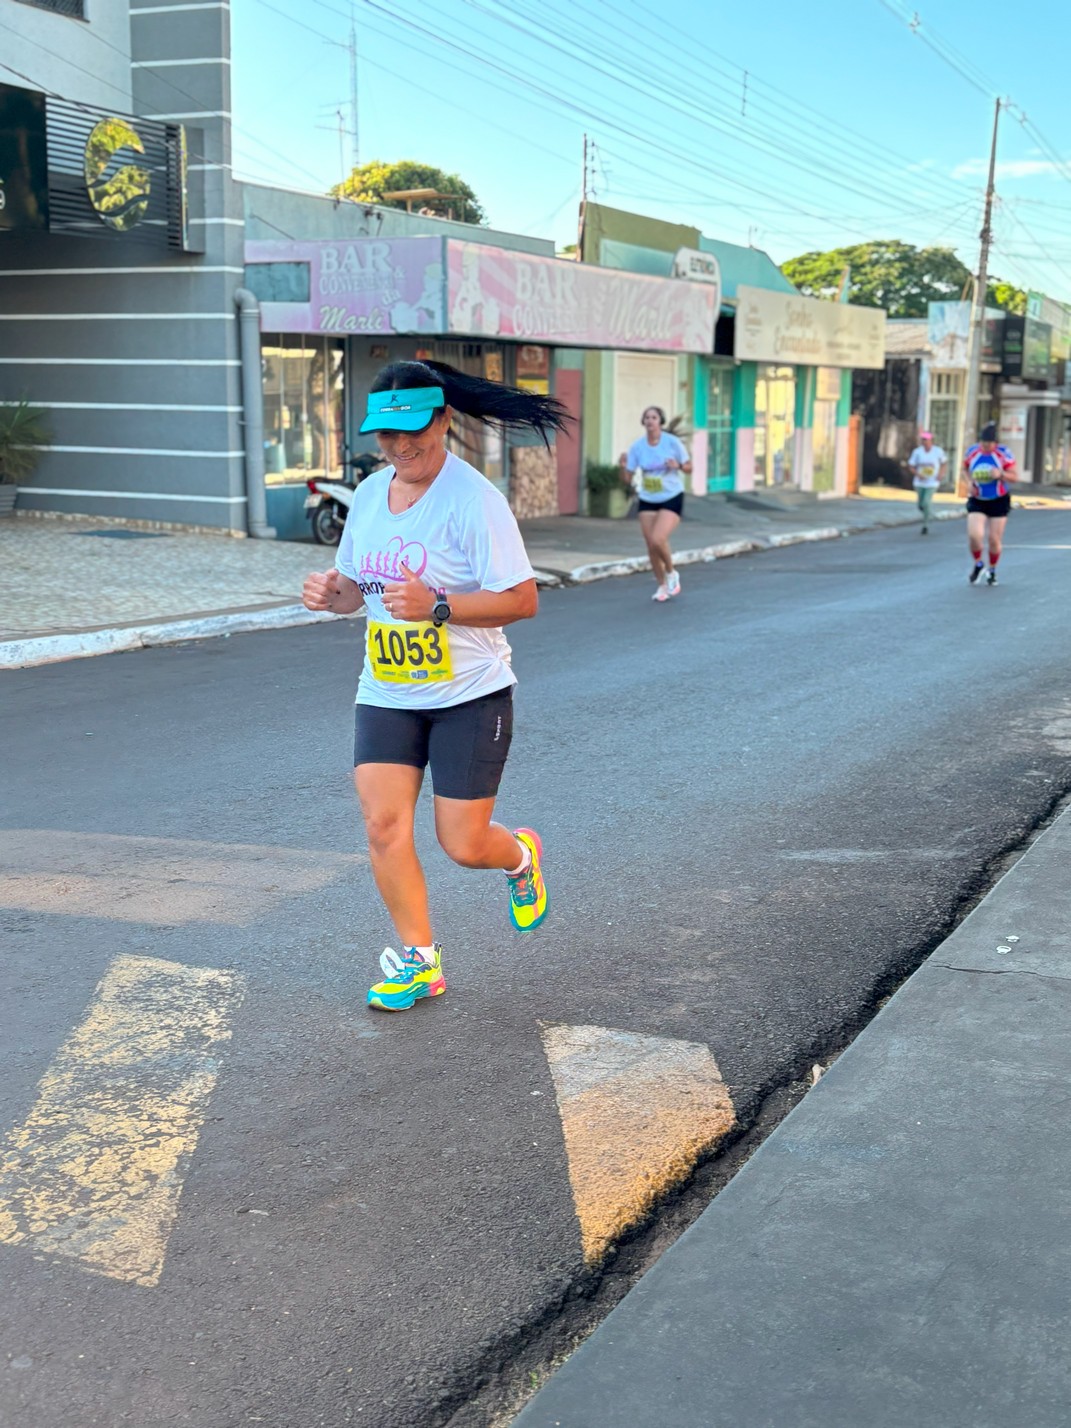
[[627, 433, 688, 502], [335, 452, 535, 710], [908, 446, 946, 489]]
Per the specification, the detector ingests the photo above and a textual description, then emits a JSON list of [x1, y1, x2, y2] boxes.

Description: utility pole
[[958, 97, 1001, 492], [349, 2, 359, 171], [576, 132, 588, 261]]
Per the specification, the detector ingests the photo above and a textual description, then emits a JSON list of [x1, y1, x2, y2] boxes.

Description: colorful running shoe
[[652, 584, 668, 602], [367, 945, 445, 1012], [665, 569, 681, 597], [507, 828, 549, 933]]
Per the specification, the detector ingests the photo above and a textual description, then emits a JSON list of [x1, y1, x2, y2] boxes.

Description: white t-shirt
[[335, 452, 535, 710], [908, 445, 946, 488], [627, 433, 689, 502]]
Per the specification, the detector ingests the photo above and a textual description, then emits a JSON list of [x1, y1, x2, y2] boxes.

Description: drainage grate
[[77, 530, 172, 541]]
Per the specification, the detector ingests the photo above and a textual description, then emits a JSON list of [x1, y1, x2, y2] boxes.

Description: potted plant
[[586, 461, 632, 518], [0, 399, 51, 516]]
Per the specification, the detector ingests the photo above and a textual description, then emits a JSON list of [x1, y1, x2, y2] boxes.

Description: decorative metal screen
[[16, 0, 86, 17], [45, 95, 190, 248]]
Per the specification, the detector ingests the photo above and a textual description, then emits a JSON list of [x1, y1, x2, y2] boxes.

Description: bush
[[586, 461, 624, 493], [0, 400, 51, 483]]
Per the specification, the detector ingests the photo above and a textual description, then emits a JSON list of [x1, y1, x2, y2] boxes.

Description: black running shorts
[[354, 685, 514, 800], [637, 492, 684, 516], [966, 494, 1011, 518]]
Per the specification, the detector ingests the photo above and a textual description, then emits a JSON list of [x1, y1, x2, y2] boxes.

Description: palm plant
[[0, 400, 51, 483]]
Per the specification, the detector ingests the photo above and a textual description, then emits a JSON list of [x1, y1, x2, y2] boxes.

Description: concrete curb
[[0, 604, 343, 671], [0, 507, 965, 670]]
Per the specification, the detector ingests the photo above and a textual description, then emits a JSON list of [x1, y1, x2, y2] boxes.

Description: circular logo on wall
[[84, 118, 151, 231]]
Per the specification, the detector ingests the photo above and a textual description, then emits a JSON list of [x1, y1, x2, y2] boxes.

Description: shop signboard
[[927, 301, 1004, 371], [1027, 290, 1071, 361], [0, 82, 48, 231], [1002, 314, 1053, 382], [245, 237, 446, 335], [446, 240, 717, 353], [0, 83, 49, 232], [734, 285, 885, 369]]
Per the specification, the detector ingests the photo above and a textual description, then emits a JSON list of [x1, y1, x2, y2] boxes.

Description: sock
[[506, 842, 532, 877], [407, 944, 437, 963], [971, 548, 984, 564], [989, 551, 1001, 569]]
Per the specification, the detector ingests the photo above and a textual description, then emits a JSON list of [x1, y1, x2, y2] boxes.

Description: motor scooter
[[305, 451, 385, 545]]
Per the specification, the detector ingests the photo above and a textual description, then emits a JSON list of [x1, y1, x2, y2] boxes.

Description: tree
[[331, 159, 486, 225], [781, 241, 1025, 318]]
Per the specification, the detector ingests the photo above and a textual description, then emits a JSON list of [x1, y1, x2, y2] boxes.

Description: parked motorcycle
[[305, 451, 385, 545]]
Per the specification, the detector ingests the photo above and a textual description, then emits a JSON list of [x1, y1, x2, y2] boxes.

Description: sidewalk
[[514, 803, 1071, 1428], [0, 490, 962, 669]]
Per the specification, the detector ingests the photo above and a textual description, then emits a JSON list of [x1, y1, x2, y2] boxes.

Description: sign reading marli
[[734, 285, 885, 370], [245, 237, 445, 336], [446, 241, 716, 353]]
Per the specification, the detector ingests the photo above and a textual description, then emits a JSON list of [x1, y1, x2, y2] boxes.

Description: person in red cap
[[906, 431, 947, 535]]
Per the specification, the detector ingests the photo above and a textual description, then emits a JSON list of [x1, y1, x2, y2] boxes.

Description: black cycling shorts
[[637, 492, 684, 516], [966, 494, 1011, 518], [354, 685, 514, 800]]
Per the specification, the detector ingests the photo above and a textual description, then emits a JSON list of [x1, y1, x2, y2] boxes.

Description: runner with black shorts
[[302, 360, 568, 1011], [618, 406, 692, 602], [964, 422, 1017, 586]]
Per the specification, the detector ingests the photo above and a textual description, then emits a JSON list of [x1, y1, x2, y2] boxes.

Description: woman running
[[302, 360, 568, 1011], [618, 406, 692, 601], [964, 422, 1018, 586]]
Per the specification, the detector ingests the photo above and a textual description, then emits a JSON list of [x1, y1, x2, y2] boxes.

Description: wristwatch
[[432, 596, 451, 627]]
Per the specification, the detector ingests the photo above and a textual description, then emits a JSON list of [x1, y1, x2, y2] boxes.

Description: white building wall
[[0, 0, 133, 110]]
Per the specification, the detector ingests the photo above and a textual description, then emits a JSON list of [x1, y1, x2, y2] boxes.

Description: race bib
[[920, 464, 936, 479], [367, 620, 453, 684], [642, 474, 663, 494]]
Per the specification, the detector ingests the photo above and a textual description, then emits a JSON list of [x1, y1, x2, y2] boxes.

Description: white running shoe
[[665, 570, 681, 597], [652, 584, 668, 602]]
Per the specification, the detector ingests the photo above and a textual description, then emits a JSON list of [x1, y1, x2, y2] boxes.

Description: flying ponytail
[[369, 359, 570, 446]]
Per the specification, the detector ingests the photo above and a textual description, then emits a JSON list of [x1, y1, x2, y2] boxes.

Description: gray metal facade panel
[[30, 405, 239, 450], [0, 269, 239, 315], [23, 447, 244, 495], [0, 317, 235, 362], [0, 360, 240, 410], [15, 486, 247, 530]]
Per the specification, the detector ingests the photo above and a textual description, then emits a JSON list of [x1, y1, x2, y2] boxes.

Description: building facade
[[579, 204, 883, 498]]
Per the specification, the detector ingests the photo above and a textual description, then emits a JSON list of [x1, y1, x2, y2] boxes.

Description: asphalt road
[[4, 511, 1071, 1428]]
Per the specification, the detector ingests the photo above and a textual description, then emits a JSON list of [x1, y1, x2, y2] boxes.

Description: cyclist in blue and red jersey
[[963, 422, 1018, 586]]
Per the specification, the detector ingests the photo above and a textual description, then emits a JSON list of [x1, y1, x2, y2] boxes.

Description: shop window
[[261, 334, 345, 485]]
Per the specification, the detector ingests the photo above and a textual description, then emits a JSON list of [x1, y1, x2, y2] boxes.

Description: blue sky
[[230, 0, 1071, 301]]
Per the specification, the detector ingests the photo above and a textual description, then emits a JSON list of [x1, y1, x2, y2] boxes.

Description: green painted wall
[[581, 202, 699, 261]]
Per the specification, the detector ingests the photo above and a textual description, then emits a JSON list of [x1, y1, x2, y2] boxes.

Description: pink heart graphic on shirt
[[384, 536, 429, 580]]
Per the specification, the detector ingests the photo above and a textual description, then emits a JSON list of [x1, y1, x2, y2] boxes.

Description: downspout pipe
[[234, 287, 275, 539]]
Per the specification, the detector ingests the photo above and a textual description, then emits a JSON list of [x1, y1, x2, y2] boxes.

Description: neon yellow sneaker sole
[[367, 946, 446, 1012]]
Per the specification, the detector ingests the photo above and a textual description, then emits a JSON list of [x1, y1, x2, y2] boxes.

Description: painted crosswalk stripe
[[541, 1023, 736, 1265], [0, 955, 244, 1287]]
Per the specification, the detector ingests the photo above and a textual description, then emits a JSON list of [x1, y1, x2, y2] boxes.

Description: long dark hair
[[370, 359, 570, 446]]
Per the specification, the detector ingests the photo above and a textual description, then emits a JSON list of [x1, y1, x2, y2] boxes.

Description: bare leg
[[355, 763, 432, 947], [967, 510, 987, 561], [638, 511, 667, 585], [434, 796, 523, 870], [987, 514, 1008, 564], [651, 509, 681, 574]]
